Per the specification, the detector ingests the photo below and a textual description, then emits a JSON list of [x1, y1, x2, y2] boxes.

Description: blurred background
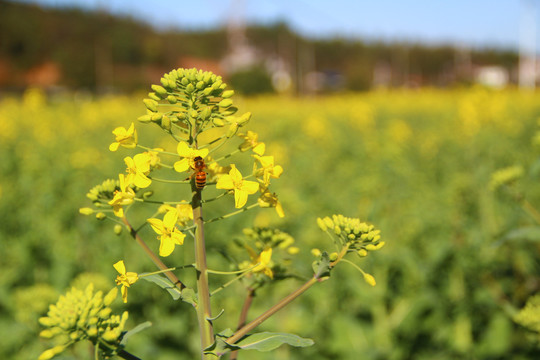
[[1, 0, 538, 95], [2, 1, 540, 360]]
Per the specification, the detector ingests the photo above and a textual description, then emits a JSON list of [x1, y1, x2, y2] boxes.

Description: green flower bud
[[185, 83, 195, 93], [329, 252, 338, 261], [196, 80, 205, 89], [87, 326, 98, 337], [334, 225, 341, 235], [357, 249, 368, 257], [137, 114, 152, 123], [96, 212, 106, 220], [143, 99, 158, 112], [38, 345, 66, 360], [323, 217, 334, 229], [151, 84, 168, 96], [237, 112, 251, 125], [213, 117, 225, 127], [113, 225, 123, 235], [222, 90, 234, 98], [202, 87, 214, 96], [219, 99, 233, 108], [181, 77, 189, 86], [101, 329, 119, 343], [226, 122, 238, 138], [151, 113, 163, 122], [79, 207, 94, 215], [39, 329, 55, 339], [148, 92, 161, 101], [160, 77, 170, 87], [200, 107, 212, 120], [317, 217, 327, 231], [103, 288, 118, 306], [167, 95, 177, 104], [161, 115, 171, 131], [39, 317, 55, 327], [98, 307, 112, 319]]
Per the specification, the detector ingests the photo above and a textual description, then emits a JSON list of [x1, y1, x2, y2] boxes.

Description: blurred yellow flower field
[[1, 87, 540, 359]]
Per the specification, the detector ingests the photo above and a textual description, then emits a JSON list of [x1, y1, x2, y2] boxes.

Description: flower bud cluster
[[38, 284, 127, 359], [489, 165, 524, 191], [242, 227, 296, 251], [237, 227, 298, 284], [138, 68, 249, 135], [86, 178, 120, 203], [317, 215, 384, 255]]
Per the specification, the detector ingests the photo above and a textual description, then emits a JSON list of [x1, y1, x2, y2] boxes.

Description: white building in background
[[475, 66, 509, 88]]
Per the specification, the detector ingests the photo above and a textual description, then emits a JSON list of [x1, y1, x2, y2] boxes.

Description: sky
[[15, 0, 539, 51]]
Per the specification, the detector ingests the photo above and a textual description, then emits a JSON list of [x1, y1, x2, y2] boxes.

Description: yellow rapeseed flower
[[216, 165, 259, 208], [253, 155, 283, 186], [174, 142, 209, 173], [109, 123, 137, 151], [147, 209, 186, 257], [258, 187, 284, 218], [239, 131, 265, 155], [113, 260, 139, 303], [124, 154, 152, 188], [247, 247, 273, 279], [108, 174, 135, 217]]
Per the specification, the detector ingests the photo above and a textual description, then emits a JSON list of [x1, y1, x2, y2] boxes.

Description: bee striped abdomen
[[195, 171, 206, 189]]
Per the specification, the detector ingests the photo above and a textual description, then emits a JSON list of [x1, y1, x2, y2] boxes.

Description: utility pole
[[519, 0, 537, 89]]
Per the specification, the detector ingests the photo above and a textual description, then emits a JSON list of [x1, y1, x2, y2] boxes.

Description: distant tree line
[[0, 0, 519, 93]]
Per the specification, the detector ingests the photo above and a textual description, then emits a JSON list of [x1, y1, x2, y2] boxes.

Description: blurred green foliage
[[1, 87, 540, 359]]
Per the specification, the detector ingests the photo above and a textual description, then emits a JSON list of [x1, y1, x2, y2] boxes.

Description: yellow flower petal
[[147, 218, 164, 234], [159, 237, 176, 257], [113, 260, 126, 275], [229, 165, 242, 182], [133, 173, 151, 188], [234, 189, 249, 208], [109, 142, 120, 152], [174, 158, 190, 173], [163, 210, 178, 228], [253, 142, 266, 156], [121, 285, 129, 303], [216, 174, 234, 189], [241, 180, 259, 194], [177, 141, 191, 157]]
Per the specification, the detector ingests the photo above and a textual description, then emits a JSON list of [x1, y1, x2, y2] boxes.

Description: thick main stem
[[192, 185, 214, 358]]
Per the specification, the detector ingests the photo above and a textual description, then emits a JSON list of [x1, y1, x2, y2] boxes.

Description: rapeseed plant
[[38, 68, 384, 359]]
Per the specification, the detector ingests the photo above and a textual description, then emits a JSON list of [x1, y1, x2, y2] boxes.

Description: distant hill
[[0, 0, 519, 93]]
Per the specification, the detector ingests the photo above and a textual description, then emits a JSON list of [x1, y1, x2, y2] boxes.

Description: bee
[[190, 156, 207, 190]]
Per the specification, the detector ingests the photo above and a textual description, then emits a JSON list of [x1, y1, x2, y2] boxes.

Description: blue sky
[[15, 0, 535, 50]]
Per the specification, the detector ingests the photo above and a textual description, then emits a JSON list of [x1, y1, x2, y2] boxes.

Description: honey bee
[[190, 156, 207, 190]]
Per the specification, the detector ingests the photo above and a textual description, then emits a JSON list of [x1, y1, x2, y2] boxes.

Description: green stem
[[212, 148, 241, 163], [150, 177, 190, 184], [122, 217, 186, 291], [136, 144, 178, 156], [205, 203, 260, 224]]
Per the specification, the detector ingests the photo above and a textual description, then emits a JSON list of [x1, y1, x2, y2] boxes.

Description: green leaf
[[313, 251, 331, 278], [140, 273, 197, 305], [234, 332, 314, 352], [501, 226, 540, 243], [120, 321, 152, 346]]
